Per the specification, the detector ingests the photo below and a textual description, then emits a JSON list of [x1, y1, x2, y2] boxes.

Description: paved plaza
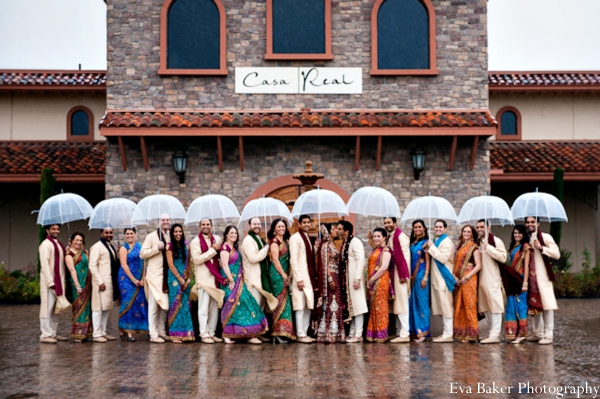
[[1, 299, 599, 398]]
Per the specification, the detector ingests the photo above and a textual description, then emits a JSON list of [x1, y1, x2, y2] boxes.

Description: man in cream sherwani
[[338, 220, 367, 343], [140, 214, 171, 343], [476, 220, 508, 344], [289, 215, 317, 344], [240, 217, 274, 342], [89, 228, 119, 343], [426, 220, 455, 343], [526, 217, 561, 345], [368, 217, 411, 343], [39, 224, 67, 343], [190, 218, 224, 344]]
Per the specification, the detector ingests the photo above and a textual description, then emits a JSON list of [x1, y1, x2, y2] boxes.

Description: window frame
[[158, 0, 228, 76], [265, 0, 333, 61], [67, 106, 94, 142], [370, 0, 438, 76], [496, 106, 522, 141]]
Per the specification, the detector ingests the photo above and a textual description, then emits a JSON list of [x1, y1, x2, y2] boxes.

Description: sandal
[[127, 335, 136, 342], [119, 332, 127, 341]]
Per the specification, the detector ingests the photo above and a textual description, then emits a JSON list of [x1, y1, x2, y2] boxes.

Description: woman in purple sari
[[219, 225, 268, 344]]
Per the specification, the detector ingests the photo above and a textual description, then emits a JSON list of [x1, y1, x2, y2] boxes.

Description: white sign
[[235, 67, 362, 94]]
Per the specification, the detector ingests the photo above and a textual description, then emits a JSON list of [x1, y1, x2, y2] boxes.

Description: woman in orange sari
[[365, 228, 392, 342], [453, 225, 482, 342]]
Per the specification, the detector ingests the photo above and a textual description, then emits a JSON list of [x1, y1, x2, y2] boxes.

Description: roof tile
[[0, 71, 106, 88], [489, 72, 600, 89]]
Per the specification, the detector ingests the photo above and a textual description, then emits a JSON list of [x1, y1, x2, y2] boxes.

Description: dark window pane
[[501, 111, 517, 135], [378, 0, 429, 70], [167, 0, 220, 69], [71, 110, 89, 136], [273, 0, 325, 54]]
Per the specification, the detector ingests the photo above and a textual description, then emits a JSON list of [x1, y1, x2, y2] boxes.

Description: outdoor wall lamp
[[173, 149, 188, 184], [411, 147, 426, 180]]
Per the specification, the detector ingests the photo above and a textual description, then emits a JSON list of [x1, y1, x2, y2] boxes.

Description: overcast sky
[[0, 0, 598, 71]]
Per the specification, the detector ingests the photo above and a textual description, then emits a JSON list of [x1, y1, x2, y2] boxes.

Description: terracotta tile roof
[[0, 141, 105, 175], [100, 110, 496, 129], [490, 141, 600, 174], [489, 72, 600, 91], [0, 71, 106, 90]]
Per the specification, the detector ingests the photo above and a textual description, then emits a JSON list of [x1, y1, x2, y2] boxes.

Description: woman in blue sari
[[505, 224, 530, 344], [220, 225, 268, 344], [117, 227, 148, 341], [166, 224, 195, 343], [408, 219, 431, 342]]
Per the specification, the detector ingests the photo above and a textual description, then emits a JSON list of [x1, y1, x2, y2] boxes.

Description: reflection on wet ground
[[1, 299, 599, 398]]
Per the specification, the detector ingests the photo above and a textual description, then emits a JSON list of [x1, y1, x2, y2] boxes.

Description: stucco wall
[[490, 92, 600, 141], [0, 92, 105, 141], [106, 0, 489, 110]]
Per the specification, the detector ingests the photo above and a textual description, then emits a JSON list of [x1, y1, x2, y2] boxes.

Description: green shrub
[[554, 246, 600, 298], [553, 248, 572, 273], [0, 262, 41, 304]]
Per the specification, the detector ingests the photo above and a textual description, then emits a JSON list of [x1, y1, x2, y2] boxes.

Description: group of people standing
[[38, 213, 560, 345]]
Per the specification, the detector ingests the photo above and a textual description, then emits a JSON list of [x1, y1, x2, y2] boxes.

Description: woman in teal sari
[[267, 218, 296, 343], [118, 227, 148, 341], [408, 220, 431, 342], [505, 224, 530, 344], [65, 232, 92, 342], [166, 224, 195, 343], [220, 225, 268, 344]]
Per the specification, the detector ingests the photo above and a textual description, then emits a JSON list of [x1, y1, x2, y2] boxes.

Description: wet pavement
[[1, 299, 600, 399]]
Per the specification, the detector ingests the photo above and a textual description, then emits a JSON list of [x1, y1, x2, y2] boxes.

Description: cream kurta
[[289, 231, 315, 310], [190, 234, 224, 307], [38, 238, 66, 318], [140, 230, 170, 311], [88, 241, 116, 312], [530, 232, 560, 310], [478, 237, 507, 314], [427, 236, 454, 318], [346, 236, 367, 317], [240, 234, 278, 311], [390, 231, 412, 315]]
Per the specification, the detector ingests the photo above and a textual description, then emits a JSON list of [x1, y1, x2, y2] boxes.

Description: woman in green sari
[[65, 232, 93, 342], [267, 218, 296, 343]]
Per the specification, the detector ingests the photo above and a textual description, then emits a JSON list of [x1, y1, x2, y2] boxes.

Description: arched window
[[496, 106, 522, 141], [67, 106, 94, 141], [370, 0, 438, 76], [159, 0, 227, 76], [266, 0, 332, 60]]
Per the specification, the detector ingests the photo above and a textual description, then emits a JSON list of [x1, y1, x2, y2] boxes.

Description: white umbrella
[[138, 193, 187, 223], [458, 195, 514, 227], [36, 193, 94, 226], [346, 186, 401, 218], [88, 198, 147, 229], [400, 194, 458, 228], [291, 188, 348, 236], [511, 191, 568, 224], [185, 194, 240, 226], [238, 197, 293, 230]]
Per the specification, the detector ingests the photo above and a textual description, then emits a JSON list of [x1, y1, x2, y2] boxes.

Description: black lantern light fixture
[[172, 149, 188, 184], [411, 147, 426, 180]]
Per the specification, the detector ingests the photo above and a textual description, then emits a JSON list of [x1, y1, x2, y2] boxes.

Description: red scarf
[[199, 232, 226, 287], [299, 231, 318, 292], [46, 236, 66, 296], [391, 227, 409, 280]]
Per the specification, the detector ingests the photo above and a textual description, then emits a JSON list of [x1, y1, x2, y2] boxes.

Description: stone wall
[[106, 0, 488, 110], [106, 136, 490, 240]]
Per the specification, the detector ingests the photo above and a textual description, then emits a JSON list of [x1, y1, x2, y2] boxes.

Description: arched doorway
[[245, 175, 355, 235]]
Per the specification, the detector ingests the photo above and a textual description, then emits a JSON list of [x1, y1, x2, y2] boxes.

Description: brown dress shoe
[[201, 337, 215, 344], [54, 335, 68, 341], [104, 335, 117, 341], [211, 336, 224, 343], [93, 337, 108, 343]]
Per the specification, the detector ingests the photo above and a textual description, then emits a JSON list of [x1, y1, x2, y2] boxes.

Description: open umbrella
[[138, 193, 187, 223], [346, 186, 401, 218], [88, 198, 146, 229], [238, 197, 292, 230], [458, 195, 513, 240], [185, 194, 240, 226], [511, 191, 568, 223], [36, 193, 94, 226], [400, 194, 457, 228], [291, 188, 348, 236]]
